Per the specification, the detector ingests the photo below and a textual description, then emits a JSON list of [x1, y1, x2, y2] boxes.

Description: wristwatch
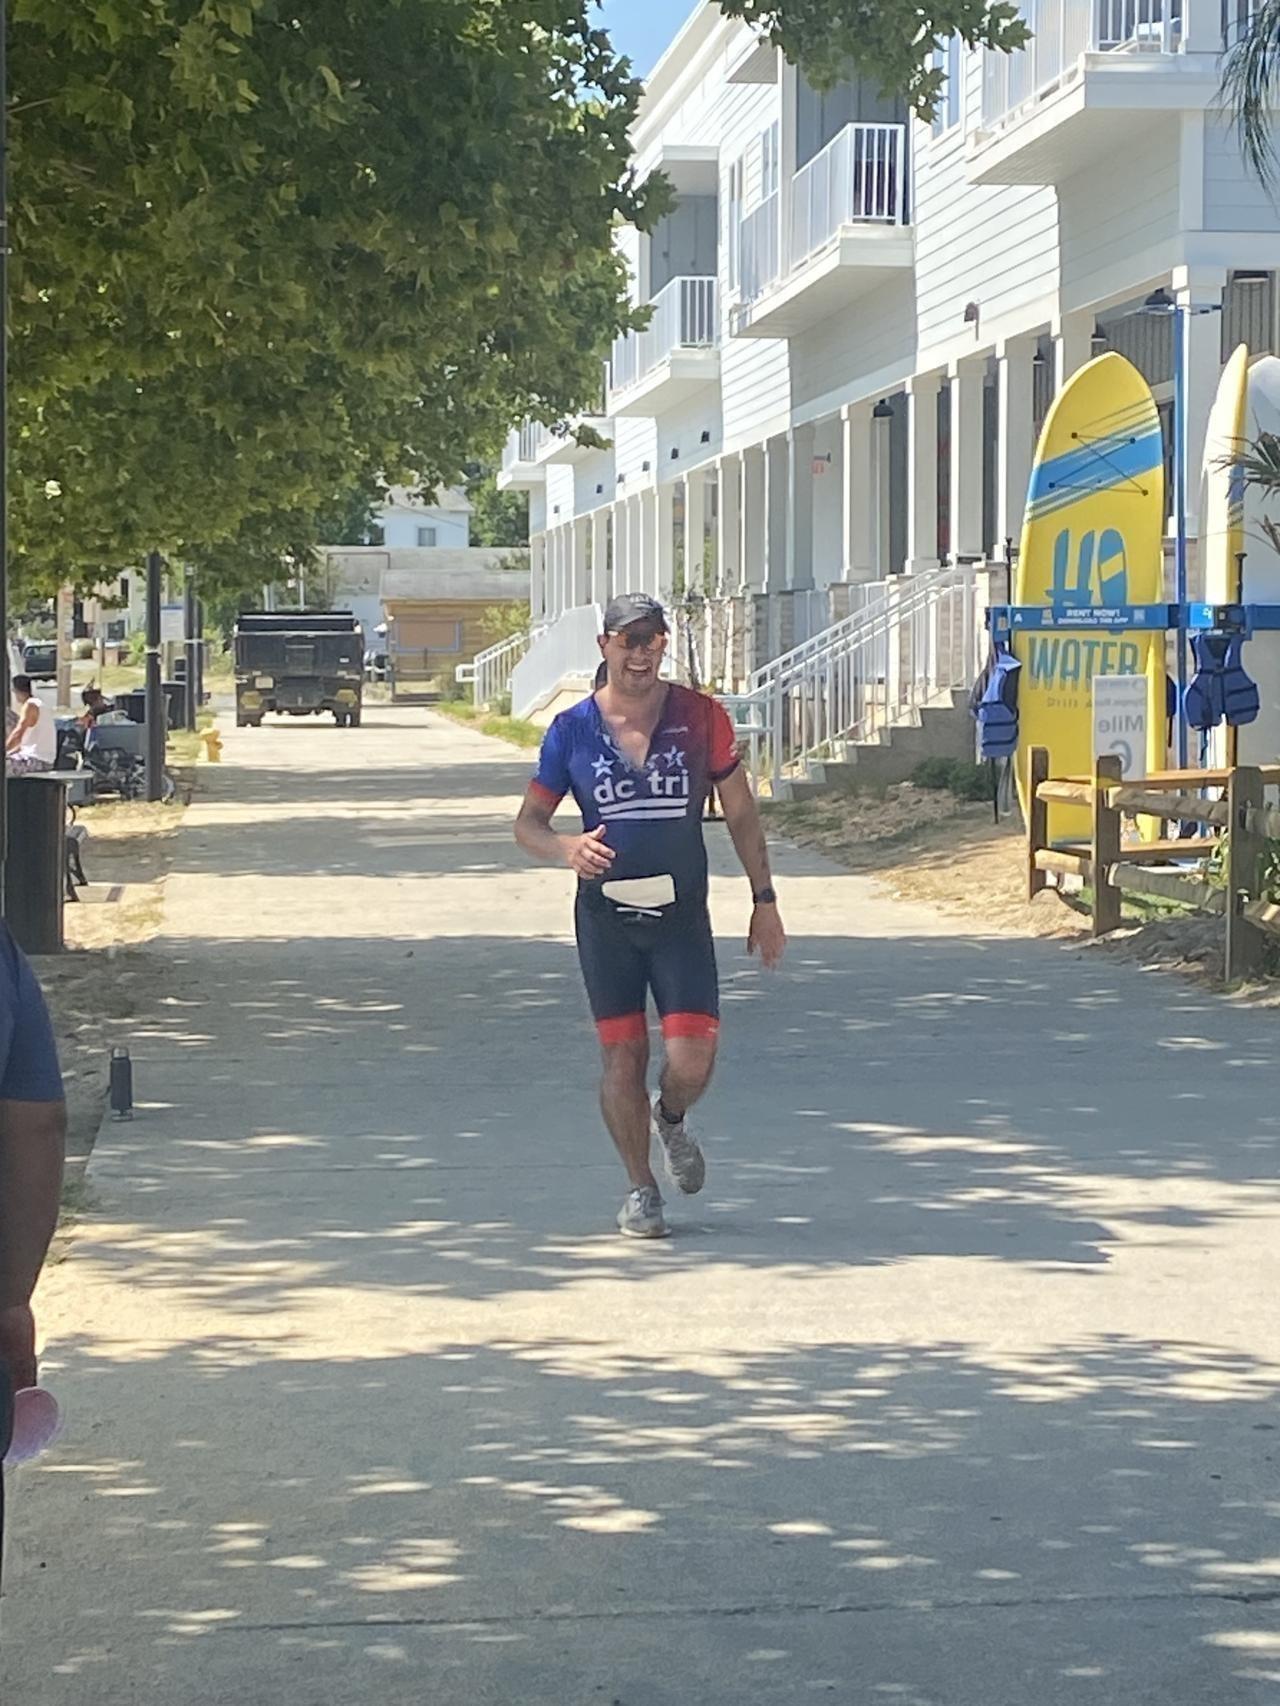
[[753, 886, 778, 905]]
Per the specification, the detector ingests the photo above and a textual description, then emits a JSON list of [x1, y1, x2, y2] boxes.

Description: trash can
[[118, 688, 147, 724], [5, 775, 67, 954], [162, 680, 187, 730]]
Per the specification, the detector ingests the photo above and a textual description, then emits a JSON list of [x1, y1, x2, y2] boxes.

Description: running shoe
[[617, 1186, 669, 1239], [653, 1096, 707, 1196]]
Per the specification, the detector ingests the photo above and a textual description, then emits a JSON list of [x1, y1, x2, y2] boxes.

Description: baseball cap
[[602, 593, 668, 635]]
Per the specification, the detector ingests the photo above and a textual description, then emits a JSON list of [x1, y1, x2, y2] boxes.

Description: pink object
[[4, 1387, 62, 1466]]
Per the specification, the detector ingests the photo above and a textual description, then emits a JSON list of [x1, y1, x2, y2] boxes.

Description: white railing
[[610, 276, 718, 396], [739, 191, 781, 303], [728, 564, 982, 788], [510, 603, 603, 721], [456, 623, 549, 706], [790, 123, 908, 265], [982, 0, 1182, 127]]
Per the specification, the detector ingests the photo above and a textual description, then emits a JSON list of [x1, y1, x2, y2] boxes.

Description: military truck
[[233, 611, 365, 728]]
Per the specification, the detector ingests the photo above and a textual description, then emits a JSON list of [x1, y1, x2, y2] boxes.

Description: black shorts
[[574, 890, 720, 1045]]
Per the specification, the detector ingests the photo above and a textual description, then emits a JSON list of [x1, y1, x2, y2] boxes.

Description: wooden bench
[[65, 822, 89, 901]]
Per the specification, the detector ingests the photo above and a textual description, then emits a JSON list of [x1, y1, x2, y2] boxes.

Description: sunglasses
[[608, 626, 666, 651]]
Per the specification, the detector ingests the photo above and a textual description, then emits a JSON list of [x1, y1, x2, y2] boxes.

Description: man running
[[515, 593, 785, 1238]]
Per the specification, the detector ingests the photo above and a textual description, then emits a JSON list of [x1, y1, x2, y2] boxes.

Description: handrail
[[462, 623, 548, 706], [981, 0, 1183, 128], [790, 122, 908, 267], [610, 276, 718, 397]]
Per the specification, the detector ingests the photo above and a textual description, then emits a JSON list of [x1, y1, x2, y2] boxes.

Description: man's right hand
[[564, 825, 615, 879]]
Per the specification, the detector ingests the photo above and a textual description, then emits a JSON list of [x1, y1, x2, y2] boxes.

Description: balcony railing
[[609, 275, 718, 396], [736, 124, 908, 306], [982, 0, 1183, 127], [790, 122, 908, 264], [518, 420, 550, 462]]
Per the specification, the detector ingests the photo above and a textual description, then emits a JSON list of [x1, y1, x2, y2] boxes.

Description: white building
[[372, 486, 472, 551], [500, 0, 1280, 734]]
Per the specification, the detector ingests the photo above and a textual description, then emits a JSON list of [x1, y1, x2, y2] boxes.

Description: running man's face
[[600, 624, 667, 695]]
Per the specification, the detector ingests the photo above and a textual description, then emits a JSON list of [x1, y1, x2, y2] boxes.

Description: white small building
[[372, 487, 472, 551]]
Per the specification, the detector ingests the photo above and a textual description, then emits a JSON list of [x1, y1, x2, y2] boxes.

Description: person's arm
[[4, 702, 35, 754], [717, 766, 786, 970], [0, 1100, 66, 1388], [515, 787, 616, 879]]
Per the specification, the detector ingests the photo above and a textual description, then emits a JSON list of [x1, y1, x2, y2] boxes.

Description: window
[[760, 122, 780, 201], [367, 525, 385, 546], [417, 525, 438, 548], [932, 35, 962, 135], [726, 156, 744, 296]]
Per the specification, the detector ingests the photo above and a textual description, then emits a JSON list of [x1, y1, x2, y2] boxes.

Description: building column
[[1052, 309, 1094, 396], [765, 435, 789, 592], [996, 336, 1037, 552], [906, 372, 942, 575], [787, 422, 816, 590], [1176, 264, 1229, 541], [949, 358, 985, 563], [639, 489, 658, 598], [685, 469, 708, 596], [590, 510, 609, 608], [657, 482, 677, 604], [716, 453, 742, 594], [873, 402, 894, 578], [530, 534, 547, 621], [741, 444, 767, 592], [840, 402, 874, 583], [572, 518, 591, 607]]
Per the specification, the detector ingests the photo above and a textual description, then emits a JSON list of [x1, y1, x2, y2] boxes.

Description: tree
[[9, 1, 664, 595], [466, 469, 529, 550], [1220, 6, 1280, 183], [718, 0, 1027, 116]]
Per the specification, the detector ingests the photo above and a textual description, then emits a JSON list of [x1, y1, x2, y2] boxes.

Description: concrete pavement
[[6, 705, 1280, 1703]]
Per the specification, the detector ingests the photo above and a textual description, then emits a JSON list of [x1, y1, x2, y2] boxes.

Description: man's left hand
[[748, 904, 787, 970], [0, 1304, 37, 1390]]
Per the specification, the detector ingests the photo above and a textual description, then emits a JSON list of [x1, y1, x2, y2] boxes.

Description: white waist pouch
[[601, 874, 677, 912]]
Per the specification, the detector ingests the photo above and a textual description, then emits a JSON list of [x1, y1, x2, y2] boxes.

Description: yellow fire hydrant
[[199, 727, 223, 763]]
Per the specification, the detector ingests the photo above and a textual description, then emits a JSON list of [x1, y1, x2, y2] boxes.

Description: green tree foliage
[[718, 0, 1027, 116], [466, 469, 529, 550], [1221, 1, 1280, 184], [10, 1, 661, 596]]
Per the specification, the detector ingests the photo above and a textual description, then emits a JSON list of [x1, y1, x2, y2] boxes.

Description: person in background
[[78, 686, 118, 728], [0, 923, 67, 1575], [5, 675, 57, 775]]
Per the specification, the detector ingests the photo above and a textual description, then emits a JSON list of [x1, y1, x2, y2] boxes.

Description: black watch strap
[[753, 886, 777, 905]]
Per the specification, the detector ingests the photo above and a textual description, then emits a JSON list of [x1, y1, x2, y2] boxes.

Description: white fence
[[726, 565, 983, 787], [790, 123, 908, 265], [456, 623, 548, 706], [610, 276, 718, 396], [510, 603, 603, 721], [739, 191, 781, 303], [982, 0, 1183, 127]]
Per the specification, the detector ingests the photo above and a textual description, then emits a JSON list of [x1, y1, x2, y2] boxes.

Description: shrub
[[910, 757, 992, 803]]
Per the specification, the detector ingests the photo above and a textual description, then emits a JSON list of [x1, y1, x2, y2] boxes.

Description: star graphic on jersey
[[591, 754, 615, 779], [662, 745, 685, 770]]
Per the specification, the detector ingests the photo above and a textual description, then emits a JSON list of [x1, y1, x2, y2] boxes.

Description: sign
[[1092, 674, 1147, 780], [160, 604, 186, 643]]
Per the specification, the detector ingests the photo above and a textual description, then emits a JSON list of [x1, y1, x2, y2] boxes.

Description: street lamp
[[1142, 285, 1222, 767]]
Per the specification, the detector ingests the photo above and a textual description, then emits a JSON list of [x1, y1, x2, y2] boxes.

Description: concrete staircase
[[770, 687, 975, 801]]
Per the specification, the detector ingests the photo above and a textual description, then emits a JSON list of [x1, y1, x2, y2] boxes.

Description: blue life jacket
[[1184, 632, 1260, 731], [971, 643, 1021, 760]]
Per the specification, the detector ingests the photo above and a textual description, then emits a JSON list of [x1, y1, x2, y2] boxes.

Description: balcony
[[731, 123, 913, 340], [607, 275, 719, 416], [968, 0, 1216, 185], [496, 421, 549, 491]]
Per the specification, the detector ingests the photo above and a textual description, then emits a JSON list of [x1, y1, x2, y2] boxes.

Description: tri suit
[[530, 684, 741, 1044]]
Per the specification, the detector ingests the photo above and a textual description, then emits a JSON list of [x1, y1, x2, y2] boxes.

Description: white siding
[[1059, 119, 1181, 308], [790, 280, 917, 416], [1203, 118, 1280, 233]]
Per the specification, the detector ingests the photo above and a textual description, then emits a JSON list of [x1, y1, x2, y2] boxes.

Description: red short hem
[[661, 1012, 720, 1041], [597, 1013, 647, 1045]]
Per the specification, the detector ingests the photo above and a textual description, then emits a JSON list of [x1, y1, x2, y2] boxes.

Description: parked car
[[21, 641, 57, 681]]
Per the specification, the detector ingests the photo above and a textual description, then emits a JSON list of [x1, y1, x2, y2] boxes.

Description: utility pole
[[145, 550, 164, 801], [183, 568, 198, 732]]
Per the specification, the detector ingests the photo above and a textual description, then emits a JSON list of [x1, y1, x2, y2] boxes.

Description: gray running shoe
[[617, 1186, 670, 1239], [653, 1096, 707, 1196]]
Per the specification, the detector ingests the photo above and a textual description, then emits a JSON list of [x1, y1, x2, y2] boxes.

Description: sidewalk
[[6, 707, 1280, 1703]]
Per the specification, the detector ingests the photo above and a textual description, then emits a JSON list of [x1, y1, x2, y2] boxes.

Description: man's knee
[[662, 1033, 718, 1097], [600, 1034, 649, 1093]]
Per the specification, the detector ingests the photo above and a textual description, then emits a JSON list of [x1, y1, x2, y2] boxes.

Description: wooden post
[[1027, 745, 1050, 900], [1091, 754, 1123, 936], [1226, 765, 1267, 982]]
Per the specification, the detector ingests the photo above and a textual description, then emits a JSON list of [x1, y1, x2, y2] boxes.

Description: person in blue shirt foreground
[[515, 593, 786, 1238], [0, 921, 66, 1582]]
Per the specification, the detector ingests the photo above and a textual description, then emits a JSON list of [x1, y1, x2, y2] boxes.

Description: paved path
[[6, 708, 1280, 1703]]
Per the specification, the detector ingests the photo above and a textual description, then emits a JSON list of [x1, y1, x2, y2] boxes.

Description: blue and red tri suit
[[531, 684, 741, 1044]]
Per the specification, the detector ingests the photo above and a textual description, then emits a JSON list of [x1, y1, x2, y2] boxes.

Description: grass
[[434, 699, 543, 749]]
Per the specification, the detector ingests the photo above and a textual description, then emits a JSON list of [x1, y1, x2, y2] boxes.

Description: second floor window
[[932, 35, 962, 136], [760, 122, 780, 201], [417, 525, 438, 547], [726, 156, 744, 295]]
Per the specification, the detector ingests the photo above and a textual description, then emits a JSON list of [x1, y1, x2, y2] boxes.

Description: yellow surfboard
[[1200, 344, 1249, 768], [1014, 352, 1167, 840]]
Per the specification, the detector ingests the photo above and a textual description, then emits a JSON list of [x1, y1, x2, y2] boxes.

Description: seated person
[[5, 675, 57, 776], [79, 686, 122, 727]]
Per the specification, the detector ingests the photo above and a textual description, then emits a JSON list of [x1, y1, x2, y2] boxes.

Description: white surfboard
[[1237, 355, 1280, 765], [1200, 344, 1248, 767]]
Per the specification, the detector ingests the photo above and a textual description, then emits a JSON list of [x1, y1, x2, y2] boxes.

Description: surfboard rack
[[987, 602, 1280, 642]]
